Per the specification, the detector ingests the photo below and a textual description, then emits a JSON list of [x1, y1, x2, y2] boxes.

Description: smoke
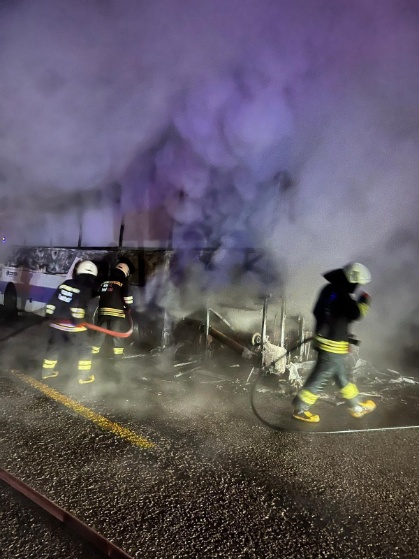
[[1, 0, 419, 368]]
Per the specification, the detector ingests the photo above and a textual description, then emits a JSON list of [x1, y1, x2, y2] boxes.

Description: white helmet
[[343, 262, 371, 285], [115, 262, 130, 278], [76, 260, 98, 276]]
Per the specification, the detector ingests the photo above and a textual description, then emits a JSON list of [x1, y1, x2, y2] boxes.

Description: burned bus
[[0, 244, 315, 369]]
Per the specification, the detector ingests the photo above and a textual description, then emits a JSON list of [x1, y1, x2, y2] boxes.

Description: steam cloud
[[1, 0, 419, 369]]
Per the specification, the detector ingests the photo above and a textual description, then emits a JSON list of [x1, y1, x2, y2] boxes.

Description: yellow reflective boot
[[349, 400, 376, 418], [293, 410, 320, 423], [79, 374, 95, 385]]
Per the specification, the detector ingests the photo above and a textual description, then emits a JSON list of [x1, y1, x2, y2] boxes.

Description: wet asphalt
[[0, 314, 419, 558]]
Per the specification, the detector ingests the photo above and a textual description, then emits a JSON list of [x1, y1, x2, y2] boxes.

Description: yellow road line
[[12, 371, 154, 449]]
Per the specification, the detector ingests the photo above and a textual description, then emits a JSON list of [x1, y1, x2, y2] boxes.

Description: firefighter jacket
[[313, 268, 370, 354], [45, 278, 94, 332], [97, 269, 133, 319]]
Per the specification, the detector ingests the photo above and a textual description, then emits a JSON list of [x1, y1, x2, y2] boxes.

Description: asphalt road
[[1, 313, 419, 558], [0, 478, 109, 559]]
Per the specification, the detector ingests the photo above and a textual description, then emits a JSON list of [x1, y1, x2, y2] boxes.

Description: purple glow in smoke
[[0, 0, 419, 367]]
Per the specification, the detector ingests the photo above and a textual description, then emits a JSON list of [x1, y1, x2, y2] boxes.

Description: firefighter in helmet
[[292, 262, 376, 422], [41, 260, 98, 384], [91, 258, 134, 360]]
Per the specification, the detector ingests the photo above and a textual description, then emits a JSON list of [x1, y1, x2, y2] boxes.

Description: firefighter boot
[[78, 374, 95, 385], [349, 400, 376, 418], [293, 410, 320, 423], [78, 358, 94, 384], [42, 359, 59, 379], [42, 370, 59, 380]]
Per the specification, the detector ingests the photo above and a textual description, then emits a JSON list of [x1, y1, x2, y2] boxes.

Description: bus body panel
[[0, 247, 111, 314]]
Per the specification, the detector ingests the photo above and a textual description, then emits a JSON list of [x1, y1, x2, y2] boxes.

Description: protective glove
[[348, 334, 360, 346], [358, 292, 370, 305]]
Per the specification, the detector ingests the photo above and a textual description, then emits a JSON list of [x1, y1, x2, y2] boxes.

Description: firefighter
[[292, 262, 376, 422], [41, 260, 98, 384], [91, 259, 134, 360]]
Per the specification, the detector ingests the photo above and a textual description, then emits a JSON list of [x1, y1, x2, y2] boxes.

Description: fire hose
[[250, 336, 339, 434], [0, 312, 133, 343], [250, 335, 388, 435], [80, 313, 133, 337], [250, 337, 419, 434]]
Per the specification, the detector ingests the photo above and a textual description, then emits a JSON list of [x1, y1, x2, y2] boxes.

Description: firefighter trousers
[[41, 328, 93, 380], [92, 315, 126, 357], [293, 350, 360, 412]]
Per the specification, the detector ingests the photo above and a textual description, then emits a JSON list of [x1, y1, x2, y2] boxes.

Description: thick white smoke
[[1, 0, 419, 368]]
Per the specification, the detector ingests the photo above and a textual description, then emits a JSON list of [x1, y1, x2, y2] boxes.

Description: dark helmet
[[115, 262, 130, 278], [116, 256, 136, 275]]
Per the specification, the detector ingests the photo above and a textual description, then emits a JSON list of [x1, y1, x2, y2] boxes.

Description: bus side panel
[[0, 266, 20, 308], [25, 270, 66, 313], [0, 279, 7, 305], [0, 266, 66, 314]]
